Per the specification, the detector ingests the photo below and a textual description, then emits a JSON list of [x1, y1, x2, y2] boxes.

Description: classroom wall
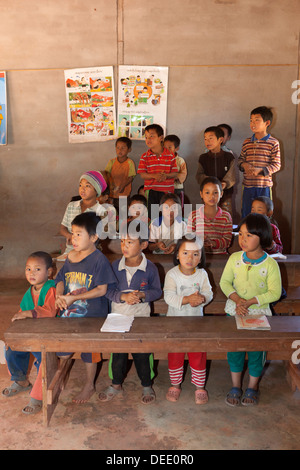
[[0, 0, 299, 277]]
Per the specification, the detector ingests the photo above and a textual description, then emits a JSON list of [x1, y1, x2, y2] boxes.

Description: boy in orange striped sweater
[[238, 106, 281, 218]]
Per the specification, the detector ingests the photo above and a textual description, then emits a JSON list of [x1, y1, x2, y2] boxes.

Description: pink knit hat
[[80, 171, 107, 196]]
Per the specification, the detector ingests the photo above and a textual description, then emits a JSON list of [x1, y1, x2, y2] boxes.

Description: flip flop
[[141, 386, 155, 405], [195, 389, 208, 405], [2, 381, 32, 397], [22, 398, 42, 415], [166, 386, 181, 402], [241, 388, 260, 406], [98, 385, 123, 402], [225, 387, 243, 407]]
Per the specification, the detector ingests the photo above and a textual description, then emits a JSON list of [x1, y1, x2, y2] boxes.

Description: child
[[187, 177, 233, 254], [251, 196, 283, 254], [55, 212, 116, 404], [163, 236, 213, 404], [137, 124, 178, 214], [60, 171, 108, 254], [128, 194, 149, 226], [220, 213, 282, 406], [164, 134, 187, 207], [238, 106, 281, 218], [100, 225, 162, 404], [104, 137, 136, 210], [2, 251, 57, 415], [149, 192, 187, 254], [196, 126, 235, 215]]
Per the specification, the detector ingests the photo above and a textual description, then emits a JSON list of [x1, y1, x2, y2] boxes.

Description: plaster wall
[[0, 0, 299, 276]]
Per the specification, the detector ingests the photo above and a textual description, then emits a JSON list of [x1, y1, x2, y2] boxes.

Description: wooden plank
[[41, 349, 59, 427]]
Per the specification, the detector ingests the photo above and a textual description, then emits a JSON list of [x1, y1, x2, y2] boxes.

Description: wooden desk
[[4, 316, 300, 426]]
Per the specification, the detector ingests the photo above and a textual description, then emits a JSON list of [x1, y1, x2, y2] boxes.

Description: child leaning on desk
[[100, 221, 162, 405], [163, 235, 213, 405], [55, 211, 116, 404], [2, 251, 58, 415], [219, 213, 282, 407]]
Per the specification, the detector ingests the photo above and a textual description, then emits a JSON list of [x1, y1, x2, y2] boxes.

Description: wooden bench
[[4, 315, 300, 426]]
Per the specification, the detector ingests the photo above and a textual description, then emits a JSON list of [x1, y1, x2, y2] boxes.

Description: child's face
[[164, 140, 178, 155], [25, 257, 51, 290], [251, 200, 270, 217], [145, 129, 163, 152], [116, 141, 130, 161], [238, 224, 261, 254], [250, 114, 270, 136], [79, 178, 97, 201], [200, 183, 222, 207], [204, 132, 222, 153], [162, 198, 179, 225], [128, 201, 147, 218], [71, 224, 98, 252], [177, 241, 202, 274], [120, 236, 147, 259]]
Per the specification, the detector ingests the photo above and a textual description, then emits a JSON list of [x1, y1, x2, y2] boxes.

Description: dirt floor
[[0, 279, 299, 451]]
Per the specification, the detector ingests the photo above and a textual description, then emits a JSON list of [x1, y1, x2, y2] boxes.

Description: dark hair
[[71, 211, 101, 237], [252, 196, 274, 213], [173, 235, 206, 269], [28, 251, 53, 270], [129, 194, 147, 207], [200, 176, 223, 193], [250, 106, 273, 125], [238, 213, 272, 250], [164, 134, 180, 148], [217, 123, 232, 136], [159, 192, 181, 207], [204, 126, 224, 139], [116, 136, 132, 149], [119, 220, 149, 243], [145, 123, 164, 137]]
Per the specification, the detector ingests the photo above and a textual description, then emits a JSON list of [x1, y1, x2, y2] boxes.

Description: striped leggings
[[168, 352, 207, 388]]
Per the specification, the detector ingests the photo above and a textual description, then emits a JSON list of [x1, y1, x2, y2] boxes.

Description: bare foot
[[72, 383, 95, 404]]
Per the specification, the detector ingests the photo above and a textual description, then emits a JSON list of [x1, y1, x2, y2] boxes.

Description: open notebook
[[235, 315, 271, 330], [101, 313, 135, 333]]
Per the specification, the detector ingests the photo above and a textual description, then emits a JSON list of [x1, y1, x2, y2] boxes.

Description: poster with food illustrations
[[64, 66, 116, 143], [117, 65, 168, 140], [0, 72, 7, 145]]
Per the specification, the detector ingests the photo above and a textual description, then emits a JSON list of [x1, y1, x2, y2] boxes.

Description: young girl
[[149, 192, 187, 254], [251, 196, 283, 255], [220, 213, 282, 407], [163, 236, 213, 404]]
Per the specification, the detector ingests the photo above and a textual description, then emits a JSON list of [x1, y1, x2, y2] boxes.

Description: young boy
[[99, 224, 162, 404], [238, 106, 281, 218], [137, 124, 178, 214], [164, 134, 187, 207], [187, 177, 233, 254], [196, 126, 235, 215], [55, 212, 116, 404], [104, 136, 136, 210], [2, 251, 57, 415], [127, 193, 149, 226], [60, 170, 108, 255]]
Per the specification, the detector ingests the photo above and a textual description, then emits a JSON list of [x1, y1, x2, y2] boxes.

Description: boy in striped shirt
[[238, 106, 281, 218], [137, 124, 178, 216]]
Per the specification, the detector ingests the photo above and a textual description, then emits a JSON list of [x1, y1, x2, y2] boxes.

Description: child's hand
[[163, 244, 176, 254], [157, 241, 167, 251], [55, 293, 74, 310], [251, 167, 262, 177], [188, 292, 206, 307], [121, 291, 141, 304], [11, 310, 32, 322]]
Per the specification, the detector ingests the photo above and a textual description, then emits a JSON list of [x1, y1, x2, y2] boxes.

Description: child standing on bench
[[251, 196, 283, 255], [163, 235, 213, 404], [220, 213, 282, 407], [2, 251, 57, 415], [99, 222, 162, 405], [55, 212, 116, 404]]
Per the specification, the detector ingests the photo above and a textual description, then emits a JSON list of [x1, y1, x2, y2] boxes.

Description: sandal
[[241, 388, 260, 406], [195, 389, 208, 405], [166, 386, 181, 402], [225, 387, 243, 407], [98, 385, 123, 402], [141, 386, 155, 405], [22, 398, 42, 415], [2, 381, 32, 397]]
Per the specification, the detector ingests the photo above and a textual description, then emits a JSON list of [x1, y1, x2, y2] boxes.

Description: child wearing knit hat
[[59, 171, 108, 256]]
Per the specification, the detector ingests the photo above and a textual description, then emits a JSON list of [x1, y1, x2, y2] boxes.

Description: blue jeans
[[241, 186, 271, 219], [5, 348, 41, 382]]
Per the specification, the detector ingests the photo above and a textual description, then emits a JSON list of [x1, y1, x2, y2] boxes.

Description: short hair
[[251, 106, 273, 124], [173, 235, 206, 269], [204, 126, 224, 139], [159, 192, 181, 206], [145, 123, 164, 137], [71, 211, 101, 237], [252, 196, 274, 213], [218, 123, 232, 136], [164, 134, 181, 148], [238, 213, 272, 250], [200, 176, 223, 193], [116, 136, 132, 149], [28, 251, 53, 270], [129, 194, 147, 207]]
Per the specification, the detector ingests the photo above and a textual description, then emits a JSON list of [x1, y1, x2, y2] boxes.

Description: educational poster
[[64, 66, 116, 143], [117, 65, 168, 140], [0, 72, 7, 145]]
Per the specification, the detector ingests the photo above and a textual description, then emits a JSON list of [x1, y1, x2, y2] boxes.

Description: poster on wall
[[117, 65, 168, 140], [64, 66, 116, 143], [0, 72, 7, 145]]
